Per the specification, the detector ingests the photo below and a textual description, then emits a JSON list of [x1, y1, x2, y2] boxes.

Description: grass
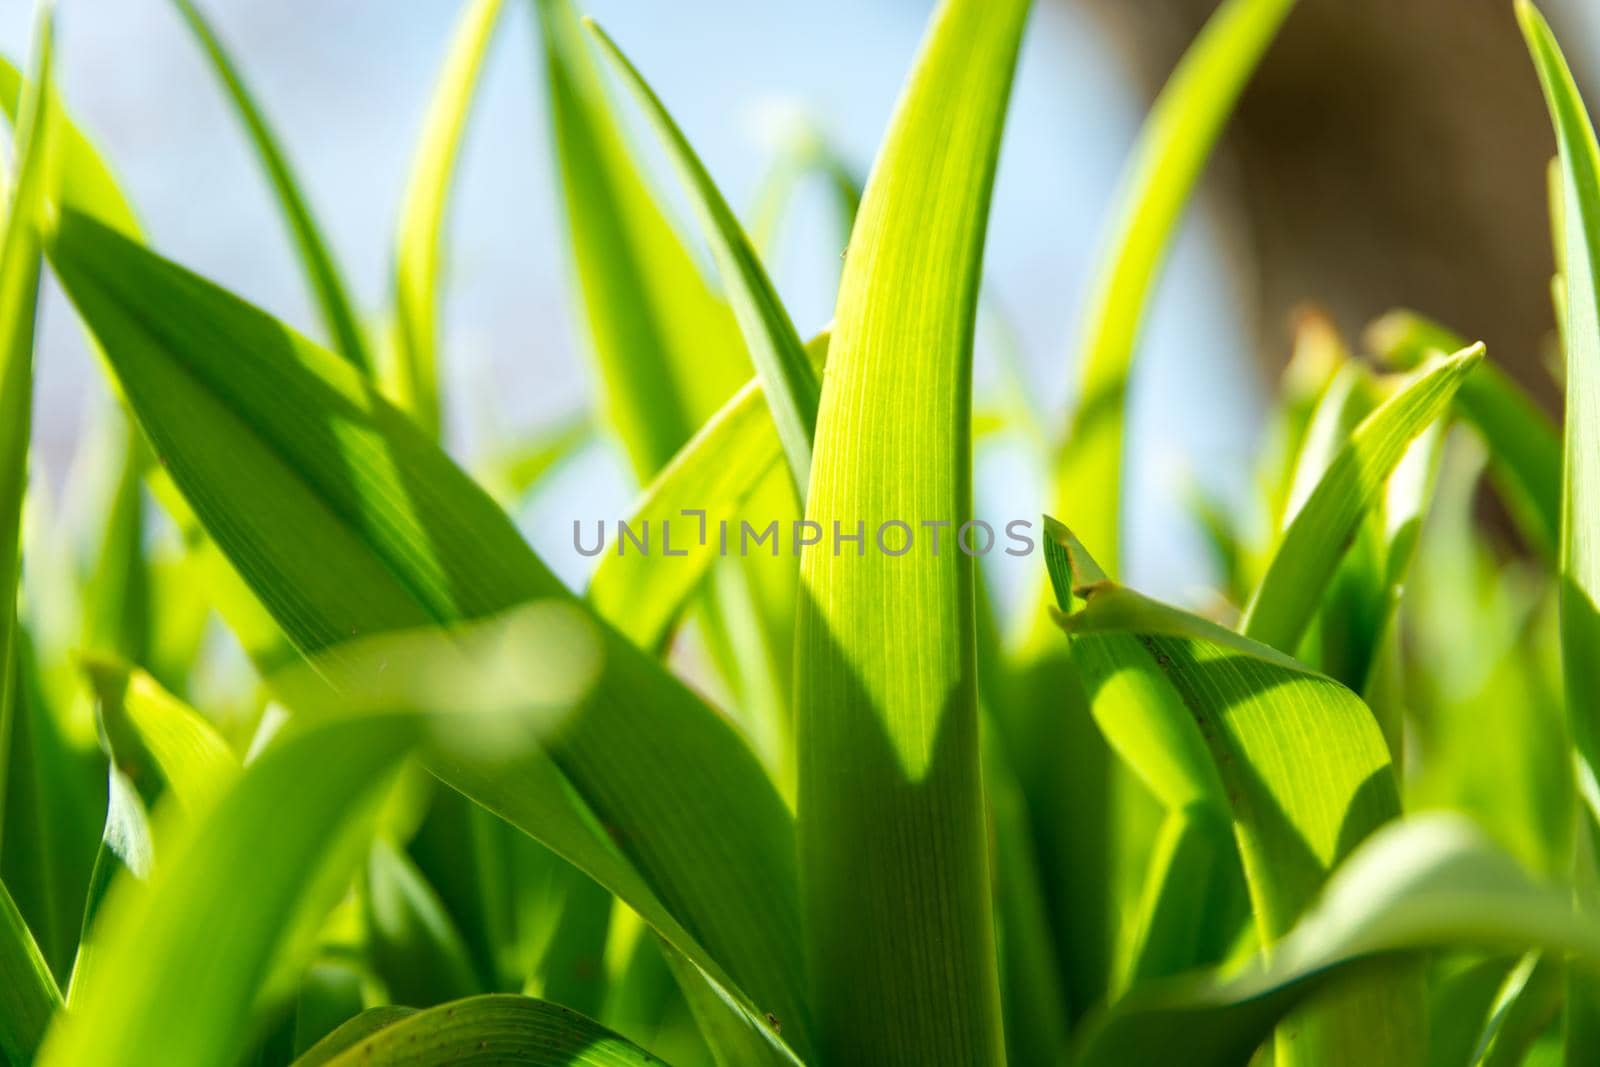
[[0, 0, 1598, 1064]]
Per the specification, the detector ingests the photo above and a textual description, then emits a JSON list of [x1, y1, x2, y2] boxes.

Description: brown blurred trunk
[[1082, 0, 1597, 412]]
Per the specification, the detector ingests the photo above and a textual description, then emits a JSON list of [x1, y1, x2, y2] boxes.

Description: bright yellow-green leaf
[[389, 0, 505, 435], [1241, 346, 1482, 656], [795, 0, 1028, 1060], [586, 19, 820, 488]]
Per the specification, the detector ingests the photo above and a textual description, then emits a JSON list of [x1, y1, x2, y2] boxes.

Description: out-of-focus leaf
[[1240, 346, 1481, 656], [1045, 518, 1423, 1065], [298, 994, 664, 1066], [475, 415, 594, 507], [1521, 0, 1600, 824], [747, 112, 859, 258], [1053, 0, 1298, 572], [0, 0, 52, 841], [0, 57, 138, 237], [1071, 816, 1600, 1067], [83, 658, 236, 813], [1367, 310, 1561, 560], [289, 959, 367, 1058], [588, 331, 828, 650], [170, 0, 369, 371], [588, 21, 819, 488], [46, 214, 808, 1064], [364, 838, 482, 1007], [795, 0, 1026, 1060], [0, 875, 59, 1065], [534, 0, 751, 479], [389, 0, 505, 435], [37, 716, 419, 1067]]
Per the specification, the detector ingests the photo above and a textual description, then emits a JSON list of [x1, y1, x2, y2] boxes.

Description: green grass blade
[[1054, 0, 1297, 571], [1367, 310, 1562, 560], [1516, 2, 1600, 825], [795, 0, 1028, 1059], [82, 659, 236, 813], [1071, 816, 1600, 1067], [1045, 519, 1424, 1065], [1240, 346, 1482, 655], [364, 838, 483, 1007], [0, 0, 53, 852], [589, 331, 828, 650], [534, 0, 751, 479], [0, 58, 138, 237], [44, 213, 808, 1063], [37, 716, 419, 1067], [291, 1007, 417, 1067], [1117, 804, 1245, 994], [0, 875, 60, 1064], [390, 0, 505, 436], [169, 0, 369, 371], [298, 994, 666, 1066], [586, 21, 819, 489]]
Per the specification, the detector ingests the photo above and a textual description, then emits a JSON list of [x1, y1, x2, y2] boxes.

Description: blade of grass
[[364, 838, 483, 1007], [1519, 0, 1600, 823], [0, 0, 53, 844], [795, 0, 1028, 1060], [389, 0, 505, 436], [1240, 346, 1482, 655], [533, 0, 751, 478], [1071, 815, 1600, 1067], [292, 1007, 418, 1067], [588, 331, 828, 650], [586, 20, 819, 489], [1367, 310, 1561, 560], [0, 875, 59, 1064], [298, 993, 666, 1066], [169, 0, 369, 371], [45, 212, 809, 1063], [36, 716, 419, 1067], [1053, 0, 1298, 572], [1046, 518, 1425, 1065], [1519, 14, 1600, 1063]]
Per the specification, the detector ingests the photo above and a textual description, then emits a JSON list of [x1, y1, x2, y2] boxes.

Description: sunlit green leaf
[[795, 0, 1027, 1059], [1071, 817, 1600, 1067], [389, 0, 505, 435], [1241, 346, 1481, 656]]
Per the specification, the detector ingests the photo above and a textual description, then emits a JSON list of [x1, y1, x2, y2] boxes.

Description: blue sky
[[0, 0, 1260, 604]]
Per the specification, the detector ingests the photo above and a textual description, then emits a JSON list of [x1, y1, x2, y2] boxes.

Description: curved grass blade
[[44, 213, 808, 1063], [1045, 518, 1424, 1065], [1519, 2, 1600, 826], [1071, 816, 1600, 1067], [390, 0, 505, 436], [292, 1006, 417, 1067], [586, 21, 819, 488], [169, 0, 369, 371], [298, 994, 665, 1066], [0, 875, 60, 1064], [1367, 310, 1561, 560], [795, 0, 1028, 1060], [534, 0, 751, 478], [1053, 0, 1298, 572], [588, 330, 828, 650], [1240, 345, 1482, 655], [36, 716, 419, 1067]]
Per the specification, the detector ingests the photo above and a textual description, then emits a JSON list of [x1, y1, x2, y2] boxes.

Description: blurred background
[[0, 0, 1591, 607]]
